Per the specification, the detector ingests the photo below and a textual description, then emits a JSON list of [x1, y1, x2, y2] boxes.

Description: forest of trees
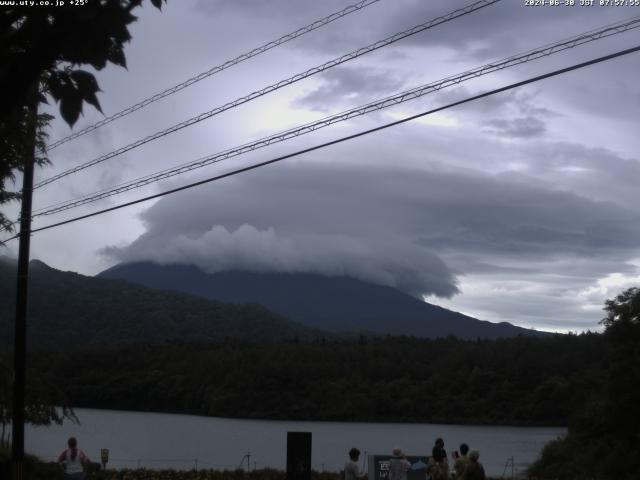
[[5, 333, 605, 426], [529, 287, 640, 480]]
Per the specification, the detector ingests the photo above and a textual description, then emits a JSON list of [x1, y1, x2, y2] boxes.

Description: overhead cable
[[34, 0, 501, 189], [31, 15, 640, 218], [45, 0, 384, 150], [3, 44, 634, 242]]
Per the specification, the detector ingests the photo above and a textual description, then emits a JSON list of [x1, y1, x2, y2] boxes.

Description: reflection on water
[[25, 408, 565, 477]]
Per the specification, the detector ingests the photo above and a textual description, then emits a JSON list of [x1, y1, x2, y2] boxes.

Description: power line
[[3, 44, 634, 243], [45, 0, 384, 151], [30, 15, 640, 218], [33, 0, 501, 189]]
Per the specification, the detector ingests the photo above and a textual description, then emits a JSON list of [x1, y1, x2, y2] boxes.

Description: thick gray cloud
[[485, 116, 546, 138], [421, 87, 557, 140], [196, 0, 631, 61], [510, 142, 640, 208], [102, 162, 640, 322], [104, 225, 458, 298], [377, 0, 628, 60], [196, 0, 348, 18]]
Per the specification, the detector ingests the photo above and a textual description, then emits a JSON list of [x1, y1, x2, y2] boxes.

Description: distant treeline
[[22, 333, 605, 426]]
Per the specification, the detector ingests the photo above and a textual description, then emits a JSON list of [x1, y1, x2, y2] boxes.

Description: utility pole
[[11, 83, 38, 480]]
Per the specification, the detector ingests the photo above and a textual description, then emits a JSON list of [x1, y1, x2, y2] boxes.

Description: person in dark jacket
[[430, 438, 448, 480]]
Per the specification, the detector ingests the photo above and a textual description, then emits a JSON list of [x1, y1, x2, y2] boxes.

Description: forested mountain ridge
[[0, 259, 325, 348], [99, 262, 549, 339]]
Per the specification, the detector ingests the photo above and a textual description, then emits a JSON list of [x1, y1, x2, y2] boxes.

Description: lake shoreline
[[65, 404, 569, 429], [25, 408, 565, 477]]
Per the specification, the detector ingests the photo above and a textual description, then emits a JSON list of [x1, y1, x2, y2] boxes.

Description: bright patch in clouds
[[387, 110, 461, 128], [577, 269, 640, 312]]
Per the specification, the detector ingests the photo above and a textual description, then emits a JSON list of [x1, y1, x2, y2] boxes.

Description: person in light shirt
[[58, 437, 89, 480], [344, 447, 362, 480], [388, 446, 411, 480]]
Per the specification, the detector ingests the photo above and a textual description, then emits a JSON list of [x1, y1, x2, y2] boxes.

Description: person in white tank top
[[58, 436, 89, 480]]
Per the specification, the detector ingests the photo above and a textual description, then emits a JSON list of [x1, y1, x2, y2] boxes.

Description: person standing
[[453, 443, 470, 479], [58, 437, 89, 480], [430, 438, 448, 480], [345, 447, 362, 480], [463, 451, 486, 480], [388, 447, 411, 480]]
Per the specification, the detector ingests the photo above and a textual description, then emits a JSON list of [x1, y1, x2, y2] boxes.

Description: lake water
[[25, 408, 565, 477]]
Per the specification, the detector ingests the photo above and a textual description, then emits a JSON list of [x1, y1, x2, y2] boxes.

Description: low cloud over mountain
[[102, 162, 640, 319]]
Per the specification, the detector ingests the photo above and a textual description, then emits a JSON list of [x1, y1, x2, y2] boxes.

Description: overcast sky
[[4, 0, 640, 332]]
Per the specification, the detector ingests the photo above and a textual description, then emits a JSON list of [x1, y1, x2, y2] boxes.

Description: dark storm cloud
[[514, 142, 640, 208], [441, 256, 539, 275], [291, 66, 406, 111], [102, 161, 640, 301], [406, 172, 640, 258], [433, 87, 558, 121]]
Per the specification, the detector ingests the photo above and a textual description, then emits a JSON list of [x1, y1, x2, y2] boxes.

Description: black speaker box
[[286, 431, 312, 480]]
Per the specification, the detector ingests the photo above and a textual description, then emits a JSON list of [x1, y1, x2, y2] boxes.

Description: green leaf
[[70, 69, 103, 113], [69, 69, 97, 87], [59, 90, 83, 127], [107, 44, 127, 69], [45, 72, 66, 101], [82, 91, 102, 113]]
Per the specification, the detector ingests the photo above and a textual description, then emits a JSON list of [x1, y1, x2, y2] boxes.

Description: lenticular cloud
[[103, 223, 459, 299]]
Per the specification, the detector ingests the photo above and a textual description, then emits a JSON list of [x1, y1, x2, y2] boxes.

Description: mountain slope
[[99, 262, 547, 339], [0, 260, 324, 348]]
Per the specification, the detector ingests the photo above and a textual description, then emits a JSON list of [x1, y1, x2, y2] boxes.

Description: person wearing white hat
[[388, 447, 411, 480], [463, 451, 486, 480]]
